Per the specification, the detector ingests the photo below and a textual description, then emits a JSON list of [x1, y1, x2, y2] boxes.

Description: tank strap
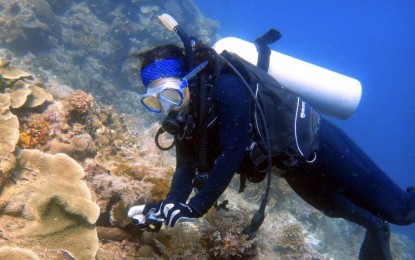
[[254, 29, 281, 71]]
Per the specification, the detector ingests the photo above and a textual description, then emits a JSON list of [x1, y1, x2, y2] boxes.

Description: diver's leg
[[332, 197, 392, 260], [313, 119, 415, 225], [284, 172, 392, 260], [359, 223, 392, 260]]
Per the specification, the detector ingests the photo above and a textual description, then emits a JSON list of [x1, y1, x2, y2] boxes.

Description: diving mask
[[140, 60, 208, 113], [141, 78, 187, 113]]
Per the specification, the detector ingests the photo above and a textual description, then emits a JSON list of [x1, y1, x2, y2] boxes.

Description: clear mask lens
[[141, 96, 161, 112], [160, 89, 183, 105], [141, 79, 184, 113]]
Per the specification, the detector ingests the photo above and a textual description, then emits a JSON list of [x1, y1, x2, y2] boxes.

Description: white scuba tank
[[212, 37, 362, 119]]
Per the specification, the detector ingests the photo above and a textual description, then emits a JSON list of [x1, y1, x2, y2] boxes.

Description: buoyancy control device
[[223, 50, 321, 184]]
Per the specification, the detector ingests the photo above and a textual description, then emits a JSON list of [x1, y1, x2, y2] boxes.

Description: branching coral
[[133, 224, 210, 259], [276, 224, 307, 253], [205, 207, 258, 259], [19, 113, 52, 149]]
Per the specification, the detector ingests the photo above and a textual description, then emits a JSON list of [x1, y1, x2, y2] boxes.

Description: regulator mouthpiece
[[158, 14, 179, 31]]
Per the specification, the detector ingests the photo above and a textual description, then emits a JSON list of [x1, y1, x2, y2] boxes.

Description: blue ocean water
[[194, 0, 415, 241]]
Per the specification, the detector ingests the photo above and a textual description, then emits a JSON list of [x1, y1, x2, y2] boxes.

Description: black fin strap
[[254, 29, 282, 72]]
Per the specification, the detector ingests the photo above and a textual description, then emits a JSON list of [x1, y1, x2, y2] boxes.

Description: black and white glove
[[127, 201, 165, 232], [163, 202, 200, 228]]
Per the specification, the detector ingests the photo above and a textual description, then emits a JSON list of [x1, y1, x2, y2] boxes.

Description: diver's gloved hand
[[128, 202, 163, 221], [163, 202, 200, 228], [127, 201, 165, 232]]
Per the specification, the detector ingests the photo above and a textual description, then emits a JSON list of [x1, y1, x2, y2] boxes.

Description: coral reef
[[0, 0, 220, 106], [205, 207, 258, 259], [0, 0, 61, 52], [0, 93, 19, 188], [44, 133, 96, 159], [276, 224, 306, 253], [0, 149, 100, 259], [24, 82, 52, 108], [0, 60, 32, 81], [0, 246, 40, 260], [66, 89, 94, 116], [0, 94, 19, 153], [1, 60, 52, 111], [7, 80, 32, 109], [0, 152, 16, 189], [19, 113, 52, 149]]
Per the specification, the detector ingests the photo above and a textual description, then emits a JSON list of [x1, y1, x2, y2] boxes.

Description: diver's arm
[[165, 137, 196, 203], [188, 74, 251, 215]]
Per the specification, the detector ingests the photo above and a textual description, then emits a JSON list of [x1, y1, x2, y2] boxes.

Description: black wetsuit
[[165, 73, 415, 259], [166, 74, 252, 214], [285, 119, 415, 259]]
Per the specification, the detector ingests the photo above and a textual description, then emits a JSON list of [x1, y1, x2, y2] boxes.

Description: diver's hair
[[136, 44, 186, 70]]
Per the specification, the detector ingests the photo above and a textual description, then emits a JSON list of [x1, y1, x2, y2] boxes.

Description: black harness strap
[[196, 72, 210, 174], [243, 29, 282, 240]]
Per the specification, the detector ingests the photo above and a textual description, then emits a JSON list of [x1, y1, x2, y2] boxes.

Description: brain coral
[[0, 149, 100, 259]]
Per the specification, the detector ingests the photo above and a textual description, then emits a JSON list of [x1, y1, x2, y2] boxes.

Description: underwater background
[[0, 0, 414, 259]]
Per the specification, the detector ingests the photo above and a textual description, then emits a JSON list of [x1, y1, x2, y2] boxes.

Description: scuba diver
[[127, 14, 415, 259]]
